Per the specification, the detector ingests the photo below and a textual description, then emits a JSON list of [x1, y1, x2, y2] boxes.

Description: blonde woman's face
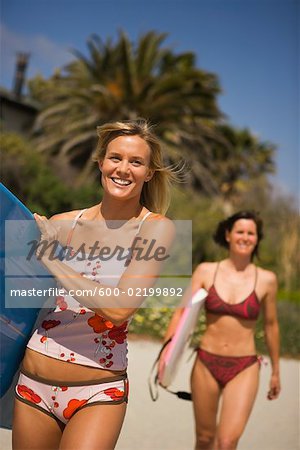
[[99, 135, 154, 201]]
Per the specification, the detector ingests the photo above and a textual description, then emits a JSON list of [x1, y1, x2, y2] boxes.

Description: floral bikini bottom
[[15, 368, 128, 424]]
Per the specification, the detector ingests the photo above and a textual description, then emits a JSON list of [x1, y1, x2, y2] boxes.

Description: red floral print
[[42, 319, 61, 330], [63, 399, 88, 420], [17, 385, 42, 404], [104, 387, 124, 401], [88, 315, 114, 334], [108, 322, 128, 344]]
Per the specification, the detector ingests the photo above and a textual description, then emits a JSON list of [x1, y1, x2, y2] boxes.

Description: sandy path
[[1, 338, 299, 450]]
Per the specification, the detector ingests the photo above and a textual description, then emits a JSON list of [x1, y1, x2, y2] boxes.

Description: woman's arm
[[161, 263, 207, 343], [261, 271, 281, 400], [35, 213, 175, 326], [157, 263, 208, 375]]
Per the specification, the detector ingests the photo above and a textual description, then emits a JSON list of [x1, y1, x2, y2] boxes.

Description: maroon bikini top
[[205, 263, 261, 321]]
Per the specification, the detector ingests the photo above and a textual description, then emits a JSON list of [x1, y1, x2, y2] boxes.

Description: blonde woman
[[13, 119, 176, 450]]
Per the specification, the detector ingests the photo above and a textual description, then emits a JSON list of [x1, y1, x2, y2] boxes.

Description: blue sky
[[1, 0, 299, 200]]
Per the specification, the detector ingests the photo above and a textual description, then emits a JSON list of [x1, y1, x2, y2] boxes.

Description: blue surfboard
[[0, 183, 55, 398]]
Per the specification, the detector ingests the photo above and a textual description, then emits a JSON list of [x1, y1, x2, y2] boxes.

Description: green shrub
[[129, 300, 300, 358], [1, 132, 101, 215]]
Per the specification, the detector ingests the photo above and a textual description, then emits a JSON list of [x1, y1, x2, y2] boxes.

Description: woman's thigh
[[191, 358, 221, 437], [13, 398, 63, 450], [217, 361, 260, 441], [59, 403, 127, 450]]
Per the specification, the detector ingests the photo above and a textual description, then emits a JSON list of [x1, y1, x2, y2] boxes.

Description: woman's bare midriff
[[199, 314, 257, 356], [22, 348, 126, 382]]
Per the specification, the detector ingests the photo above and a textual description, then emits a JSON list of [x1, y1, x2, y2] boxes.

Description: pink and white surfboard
[[158, 288, 207, 387]]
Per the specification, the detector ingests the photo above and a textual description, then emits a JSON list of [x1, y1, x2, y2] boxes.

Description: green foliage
[[277, 290, 300, 304], [165, 184, 299, 290], [28, 31, 275, 198], [212, 125, 276, 199], [29, 31, 222, 189], [232, 182, 300, 291], [254, 302, 300, 357], [27, 72, 61, 103], [168, 187, 225, 265], [130, 308, 174, 340], [0, 132, 101, 215], [129, 301, 300, 358]]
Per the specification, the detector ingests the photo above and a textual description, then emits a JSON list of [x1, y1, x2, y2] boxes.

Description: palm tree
[[30, 31, 275, 199], [31, 31, 223, 188], [212, 125, 275, 199]]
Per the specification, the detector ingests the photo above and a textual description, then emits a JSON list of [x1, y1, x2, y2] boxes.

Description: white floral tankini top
[[27, 209, 152, 371]]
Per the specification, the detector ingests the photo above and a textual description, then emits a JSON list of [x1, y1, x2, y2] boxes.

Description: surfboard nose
[[191, 288, 208, 305]]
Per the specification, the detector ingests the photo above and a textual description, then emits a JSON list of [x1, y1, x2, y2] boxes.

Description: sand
[[1, 338, 299, 450]]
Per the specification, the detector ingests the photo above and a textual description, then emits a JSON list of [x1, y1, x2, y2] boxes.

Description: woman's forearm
[[163, 308, 184, 342], [41, 256, 144, 325], [264, 322, 280, 374], [35, 212, 175, 325]]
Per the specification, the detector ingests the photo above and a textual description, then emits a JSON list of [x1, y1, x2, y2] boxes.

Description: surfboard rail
[[0, 183, 55, 399], [158, 288, 207, 388]]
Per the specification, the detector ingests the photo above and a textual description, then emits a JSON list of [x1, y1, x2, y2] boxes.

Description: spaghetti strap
[[136, 211, 152, 234], [253, 265, 258, 290], [212, 262, 220, 285], [66, 209, 87, 246], [72, 209, 87, 229]]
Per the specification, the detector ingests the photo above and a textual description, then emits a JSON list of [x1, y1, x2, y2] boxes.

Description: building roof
[[0, 87, 40, 112]]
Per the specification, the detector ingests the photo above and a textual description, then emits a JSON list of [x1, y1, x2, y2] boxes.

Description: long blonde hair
[[93, 119, 178, 214]]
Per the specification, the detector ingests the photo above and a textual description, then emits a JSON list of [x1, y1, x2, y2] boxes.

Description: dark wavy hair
[[213, 210, 264, 258]]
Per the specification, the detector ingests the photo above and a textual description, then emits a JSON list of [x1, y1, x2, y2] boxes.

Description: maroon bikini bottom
[[197, 348, 259, 388]]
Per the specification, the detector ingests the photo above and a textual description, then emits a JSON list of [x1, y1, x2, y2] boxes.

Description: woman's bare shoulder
[[257, 266, 278, 289], [49, 210, 84, 221], [257, 266, 277, 282], [145, 211, 171, 223], [191, 262, 217, 290], [141, 212, 175, 235], [193, 261, 218, 281]]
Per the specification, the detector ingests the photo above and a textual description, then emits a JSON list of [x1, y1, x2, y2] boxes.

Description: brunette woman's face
[[225, 219, 258, 257], [98, 135, 154, 202]]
